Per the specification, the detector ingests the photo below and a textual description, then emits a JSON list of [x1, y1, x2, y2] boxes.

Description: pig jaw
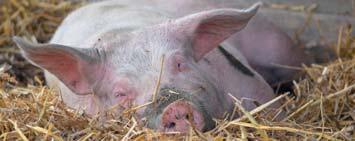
[[159, 100, 204, 132]]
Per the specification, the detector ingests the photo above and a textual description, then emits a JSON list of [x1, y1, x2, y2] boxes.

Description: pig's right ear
[[174, 2, 261, 61], [13, 37, 102, 95]]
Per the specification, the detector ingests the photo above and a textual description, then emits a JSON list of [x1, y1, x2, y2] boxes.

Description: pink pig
[[13, 0, 309, 132]]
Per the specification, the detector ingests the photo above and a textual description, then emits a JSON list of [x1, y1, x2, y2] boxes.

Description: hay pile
[[0, 0, 354, 140]]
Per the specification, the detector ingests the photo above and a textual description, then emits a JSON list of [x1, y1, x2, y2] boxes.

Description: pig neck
[[196, 43, 275, 116]]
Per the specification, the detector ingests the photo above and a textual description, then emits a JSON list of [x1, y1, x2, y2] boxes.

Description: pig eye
[[173, 54, 189, 73], [176, 62, 189, 72], [114, 92, 127, 97], [177, 63, 183, 71]]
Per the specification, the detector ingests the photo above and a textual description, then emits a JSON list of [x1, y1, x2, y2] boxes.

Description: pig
[[13, 0, 310, 132]]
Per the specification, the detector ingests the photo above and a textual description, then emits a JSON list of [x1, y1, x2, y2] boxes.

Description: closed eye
[[170, 53, 190, 74], [115, 92, 127, 97], [177, 63, 182, 71]]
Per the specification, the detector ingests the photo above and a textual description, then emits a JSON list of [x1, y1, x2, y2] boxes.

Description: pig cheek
[[85, 96, 102, 116], [112, 87, 137, 109], [113, 95, 131, 109]]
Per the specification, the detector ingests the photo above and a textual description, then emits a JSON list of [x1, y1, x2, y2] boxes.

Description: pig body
[[51, 0, 309, 86], [14, 0, 309, 132]]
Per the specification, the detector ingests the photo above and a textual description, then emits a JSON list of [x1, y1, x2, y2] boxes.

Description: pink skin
[[227, 14, 311, 85], [153, 0, 310, 85], [159, 101, 204, 132], [110, 79, 138, 109], [12, 1, 305, 132]]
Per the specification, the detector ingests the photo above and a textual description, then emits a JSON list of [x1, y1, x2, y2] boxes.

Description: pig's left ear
[[174, 2, 261, 60], [13, 37, 102, 95]]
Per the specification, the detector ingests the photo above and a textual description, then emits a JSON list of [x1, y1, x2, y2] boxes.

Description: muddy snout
[[143, 88, 214, 133], [160, 100, 205, 132]]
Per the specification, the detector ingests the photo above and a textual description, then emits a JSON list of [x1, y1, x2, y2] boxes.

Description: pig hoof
[[160, 100, 204, 132]]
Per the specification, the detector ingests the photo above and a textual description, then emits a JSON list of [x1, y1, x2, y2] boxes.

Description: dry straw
[[0, 0, 354, 140]]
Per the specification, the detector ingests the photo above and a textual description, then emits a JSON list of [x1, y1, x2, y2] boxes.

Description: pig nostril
[[185, 114, 190, 120], [166, 122, 176, 129]]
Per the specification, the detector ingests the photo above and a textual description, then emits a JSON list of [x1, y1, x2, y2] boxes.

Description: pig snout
[[159, 100, 204, 132], [143, 88, 215, 132]]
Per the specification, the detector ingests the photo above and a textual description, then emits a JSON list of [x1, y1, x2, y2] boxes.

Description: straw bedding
[[0, 0, 354, 140]]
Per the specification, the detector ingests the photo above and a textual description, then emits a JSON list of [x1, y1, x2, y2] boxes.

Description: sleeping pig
[[13, 0, 310, 132]]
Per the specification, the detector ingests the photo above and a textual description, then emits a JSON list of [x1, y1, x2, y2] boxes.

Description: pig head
[[14, 3, 280, 132]]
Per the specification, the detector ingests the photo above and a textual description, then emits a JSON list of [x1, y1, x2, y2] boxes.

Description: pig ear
[[13, 37, 101, 95], [175, 2, 261, 60]]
